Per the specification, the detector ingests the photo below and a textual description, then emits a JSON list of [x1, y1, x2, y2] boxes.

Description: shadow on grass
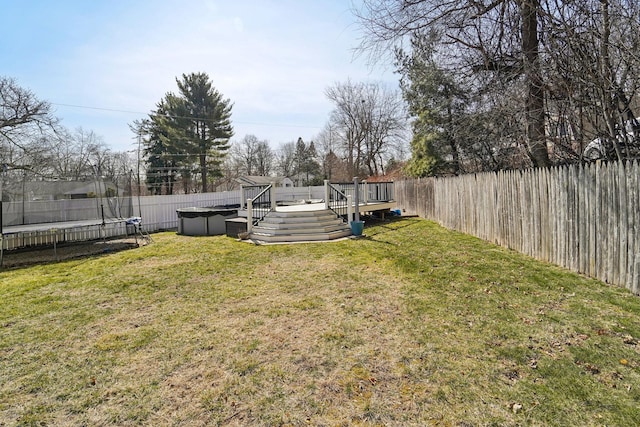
[[0, 238, 142, 271], [361, 216, 424, 245]]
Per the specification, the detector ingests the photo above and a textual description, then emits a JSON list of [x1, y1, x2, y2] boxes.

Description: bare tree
[[325, 80, 406, 178], [355, 0, 640, 166], [214, 155, 243, 191], [254, 140, 274, 176], [316, 123, 341, 180], [275, 141, 296, 177], [360, 83, 407, 175], [354, 0, 551, 167], [228, 134, 274, 176], [325, 81, 367, 177], [1, 77, 61, 184], [0, 77, 138, 206], [231, 134, 260, 175], [542, 0, 640, 161], [1, 77, 58, 152]]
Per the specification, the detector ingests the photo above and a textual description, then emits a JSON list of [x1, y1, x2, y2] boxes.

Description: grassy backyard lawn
[[1, 217, 639, 426]]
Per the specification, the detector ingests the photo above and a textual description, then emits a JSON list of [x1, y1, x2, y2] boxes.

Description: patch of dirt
[[1, 237, 144, 269]]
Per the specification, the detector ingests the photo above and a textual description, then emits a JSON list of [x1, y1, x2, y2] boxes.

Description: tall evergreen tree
[[174, 72, 233, 192], [396, 34, 469, 176], [293, 138, 321, 185], [139, 72, 233, 193]]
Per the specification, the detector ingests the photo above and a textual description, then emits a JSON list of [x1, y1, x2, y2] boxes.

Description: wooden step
[[252, 223, 350, 235], [250, 228, 353, 243], [266, 210, 336, 218], [248, 208, 352, 243], [262, 214, 338, 224]]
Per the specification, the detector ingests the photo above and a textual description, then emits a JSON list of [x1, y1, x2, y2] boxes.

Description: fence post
[[324, 180, 330, 210], [347, 195, 353, 224], [240, 185, 246, 209], [246, 198, 253, 233]]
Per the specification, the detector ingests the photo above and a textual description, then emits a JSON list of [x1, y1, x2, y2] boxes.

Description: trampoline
[[0, 217, 141, 267], [2, 218, 126, 235]]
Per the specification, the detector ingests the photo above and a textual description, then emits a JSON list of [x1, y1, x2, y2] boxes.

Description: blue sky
[[2, 0, 398, 152]]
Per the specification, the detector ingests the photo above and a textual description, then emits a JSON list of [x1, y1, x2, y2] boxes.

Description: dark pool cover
[[176, 206, 239, 219]]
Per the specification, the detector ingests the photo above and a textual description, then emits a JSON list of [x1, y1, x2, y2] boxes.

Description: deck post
[[347, 195, 353, 224], [240, 185, 246, 209], [353, 177, 360, 222], [270, 182, 277, 210], [362, 180, 368, 204], [246, 198, 253, 233], [324, 180, 330, 210]]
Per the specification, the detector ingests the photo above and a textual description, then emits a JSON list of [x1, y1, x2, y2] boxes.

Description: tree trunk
[[200, 152, 207, 193], [520, 0, 550, 167], [199, 120, 208, 193], [446, 96, 460, 174]]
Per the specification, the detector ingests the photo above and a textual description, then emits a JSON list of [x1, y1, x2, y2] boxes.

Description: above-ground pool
[[176, 206, 239, 236]]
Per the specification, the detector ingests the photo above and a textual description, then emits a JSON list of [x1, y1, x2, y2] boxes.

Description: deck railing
[[324, 181, 352, 223], [241, 184, 271, 209], [246, 184, 275, 232], [367, 181, 394, 202], [334, 181, 395, 204], [333, 182, 363, 204]]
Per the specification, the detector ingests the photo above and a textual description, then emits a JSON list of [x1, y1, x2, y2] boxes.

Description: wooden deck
[[238, 200, 397, 219], [275, 200, 397, 214]]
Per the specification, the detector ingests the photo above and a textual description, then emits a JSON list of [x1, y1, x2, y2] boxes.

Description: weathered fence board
[[396, 161, 640, 294]]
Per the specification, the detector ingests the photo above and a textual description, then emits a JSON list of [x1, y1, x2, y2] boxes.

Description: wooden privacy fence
[[395, 161, 640, 294]]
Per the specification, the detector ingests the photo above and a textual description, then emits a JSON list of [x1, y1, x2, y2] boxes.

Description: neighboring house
[[235, 175, 293, 189], [6, 180, 120, 201]]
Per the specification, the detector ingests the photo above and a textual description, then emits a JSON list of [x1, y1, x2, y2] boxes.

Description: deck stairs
[[248, 208, 352, 243]]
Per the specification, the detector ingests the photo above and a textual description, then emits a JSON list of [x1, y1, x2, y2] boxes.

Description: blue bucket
[[351, 220, 365, 236]]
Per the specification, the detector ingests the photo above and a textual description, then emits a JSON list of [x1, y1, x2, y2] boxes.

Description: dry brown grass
[[1, 236, 141, 268], [1, 218, 639, 426]]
